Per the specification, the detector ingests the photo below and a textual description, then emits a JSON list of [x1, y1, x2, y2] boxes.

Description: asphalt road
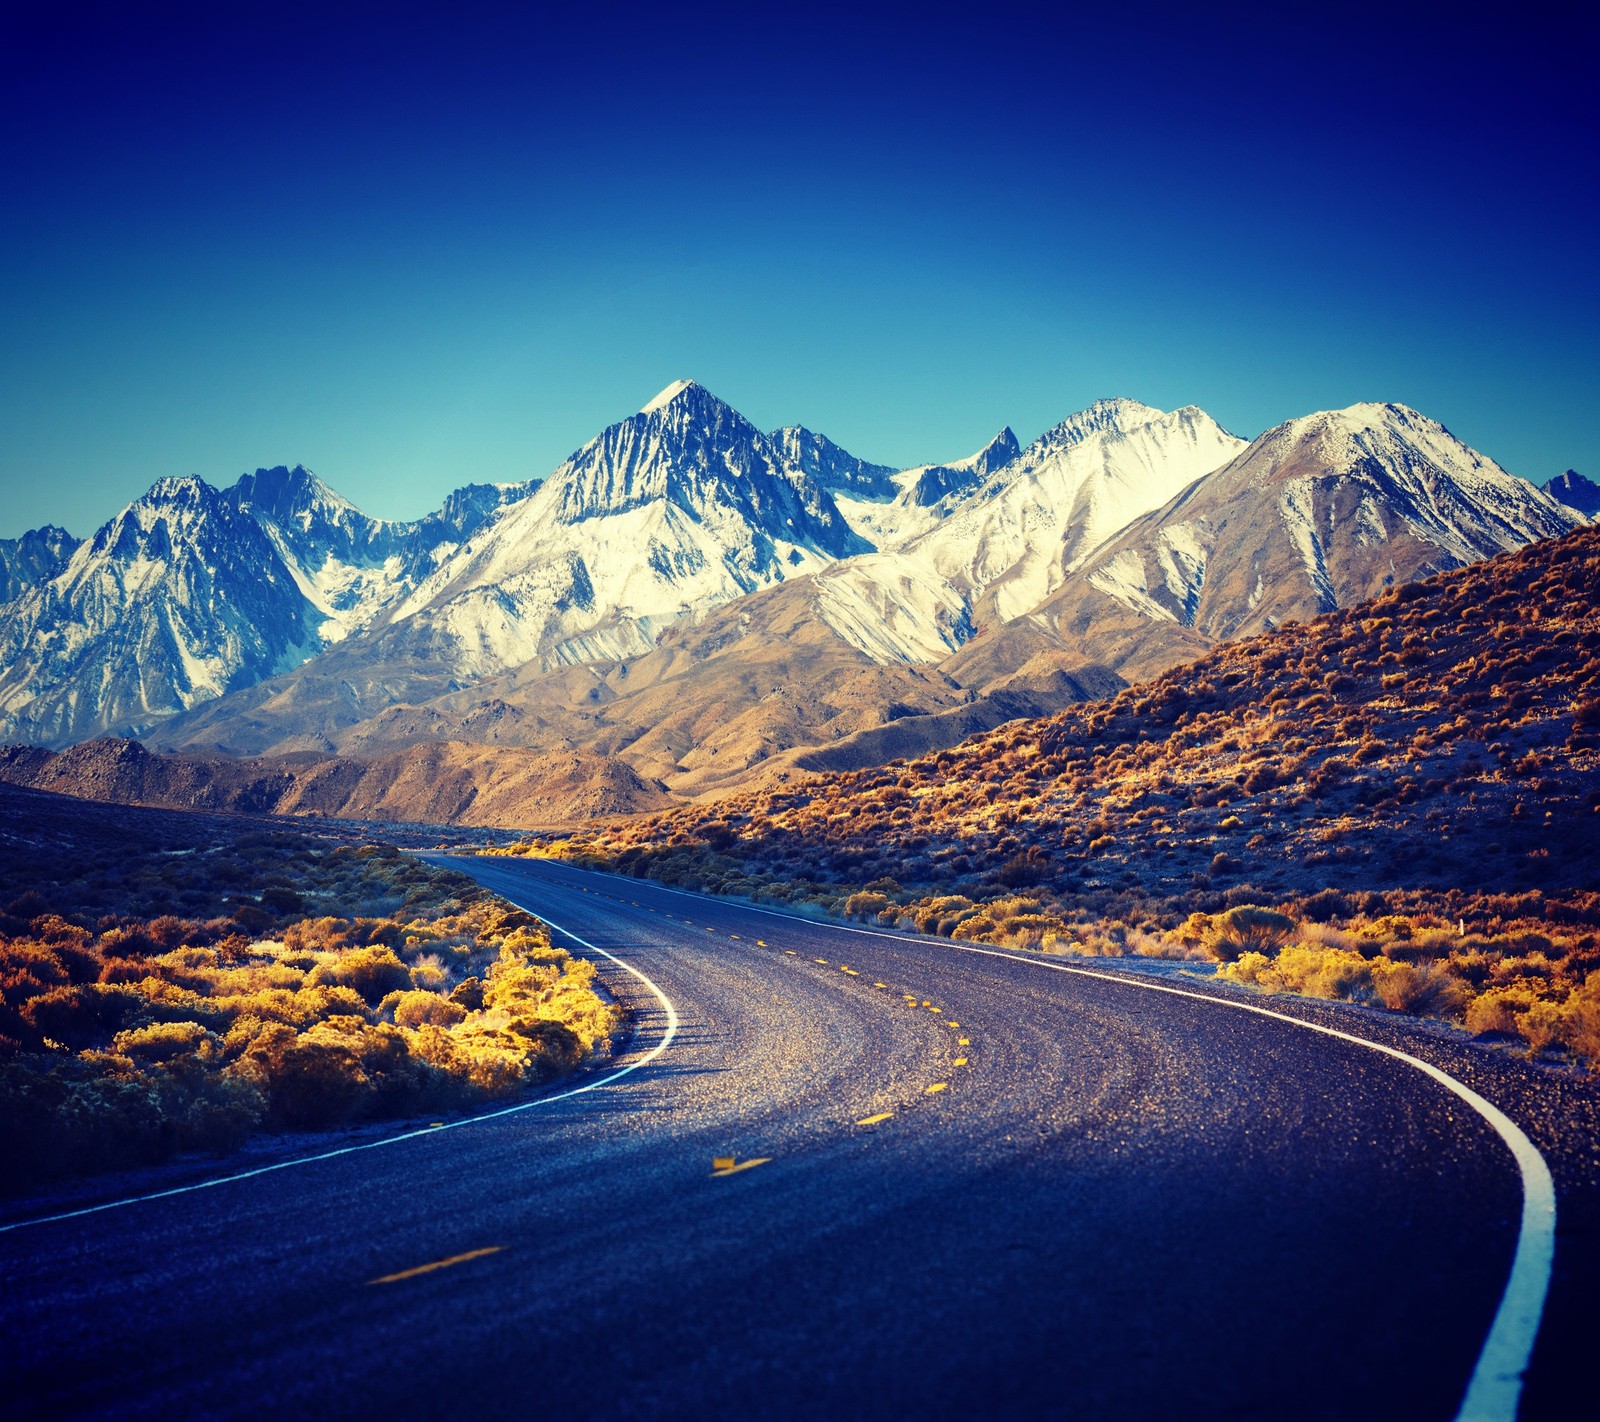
[[3, 854, 1594, 1421]]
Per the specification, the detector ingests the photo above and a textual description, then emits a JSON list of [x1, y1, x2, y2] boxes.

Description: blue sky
[[2, 1, 1594, 535]]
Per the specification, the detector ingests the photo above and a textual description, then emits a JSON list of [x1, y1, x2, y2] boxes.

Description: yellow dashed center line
[[367, 1246, 503, 1286], [958, 1037, 970, 1046], [953, 1057, 969, 1067], [814, 958, 829, 965], [710, 1157, 772, 1178], [856, 1112, 894, 1126], [925, 1083, 948, 1095]]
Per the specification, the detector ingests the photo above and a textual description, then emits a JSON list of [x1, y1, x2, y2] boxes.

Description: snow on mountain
[[1545, 469, 1600, 520], [0, 477, 319, 746], [641, 378, 695, 413], [1021, 402, 1585, 679], [227, 464, 523, 642], [768, 426, 900, 501], [946, 400, 1246, 607], [899, 427, 1022, 509], [381, 381, 873, 678], [806, 399, 1244, 663], [227, 465, 403, 642], [0, 525, 80, 604], [827, 427, 1024, 549], [0, 460, 535, 747], [5, 384, 1583, 765], [1230, 402, 1573, 569]]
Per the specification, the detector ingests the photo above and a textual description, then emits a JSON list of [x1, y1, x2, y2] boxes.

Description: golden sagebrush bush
[[0, 823, 623, 1194]]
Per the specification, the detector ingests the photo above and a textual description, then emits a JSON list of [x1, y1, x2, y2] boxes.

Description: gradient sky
[[2, 0, 1595, 536]]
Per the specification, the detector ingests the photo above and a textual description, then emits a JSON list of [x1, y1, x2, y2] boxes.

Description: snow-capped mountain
[[825, 427, 1023, 549], [0, 477, 319, 745], [3, 383, 1584, 778], [1545, 469, 1600, 520], [0, 463, 531, 747], [228, 464, 523, 642], [769, 425, 900, 500], [374, 381, 873, 679], [900, 427, 1022, 509], [922, 398, 1244, 611], [801, 399, 1245, 664], [963, 402, 1583, 688], [0, 525, 80, 604]]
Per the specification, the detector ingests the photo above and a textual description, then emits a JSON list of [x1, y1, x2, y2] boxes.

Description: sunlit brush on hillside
[[510, 527, 1600, 1066], [0, 790, 620, 1194]]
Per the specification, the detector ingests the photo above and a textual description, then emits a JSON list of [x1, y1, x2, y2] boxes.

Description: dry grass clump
[[0, 790, 620, 1194]]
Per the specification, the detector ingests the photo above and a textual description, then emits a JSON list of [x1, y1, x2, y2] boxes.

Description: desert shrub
[[236, 1023, 371, 1129], [407, 954, 450, 991], [1367, 959, 1468, 1016], [955, 916, 999, 940], [259, 886, 304, 915], [21, 984, 146, 1048], [112, 1020, 218, 1064], [1557, 973, 1600, 1060], [99, 926, 159, 960], [391, 989, 467, 1029], [999, 847, 1051, 886], [913, 896, 975, 934], [0, 942, 70, 995], [1220, 944, 1373, 1000], [0, 820, 621, 1192], [1515, 998, 1571, 1054], [1206, 906, 1298, 961], [1465, 983, 1545, 1036], [306, 946, 413, 1006], [844, 891, 894, 922]]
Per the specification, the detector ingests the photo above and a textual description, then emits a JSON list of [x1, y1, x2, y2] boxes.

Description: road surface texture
[[4, 854, 1597, 1420]]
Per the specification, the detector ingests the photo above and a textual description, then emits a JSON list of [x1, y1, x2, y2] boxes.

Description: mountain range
[[0, 381, 1585, 821]]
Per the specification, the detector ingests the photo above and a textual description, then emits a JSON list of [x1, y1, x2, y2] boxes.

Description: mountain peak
[[970, 427, 1021, 473], [1545, 468, 1600, 516], [236, 462, 322, 492], [1334, 400, 1426, 427], [1280, 402, 1438, 442], [1043, 398, 1168, 449], [640, 379, 702, 414], [230, 463, 359, 525], [768, 424, 898, 500], [142, 474, 218, 506]]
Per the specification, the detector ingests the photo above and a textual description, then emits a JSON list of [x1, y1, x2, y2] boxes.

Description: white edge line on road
[[0, 905, 678, 1237], [561, 862, 1554, 1422]]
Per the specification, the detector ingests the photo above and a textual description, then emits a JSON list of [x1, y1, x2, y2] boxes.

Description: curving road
[[2, 854, 1593, 1420]]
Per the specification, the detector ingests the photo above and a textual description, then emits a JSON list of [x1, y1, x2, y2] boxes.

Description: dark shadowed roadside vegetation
[[0, 785, 618, 1194]]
